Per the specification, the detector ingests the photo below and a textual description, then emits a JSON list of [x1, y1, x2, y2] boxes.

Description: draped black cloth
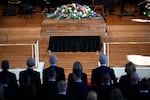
[[48, 36, 102, 52]]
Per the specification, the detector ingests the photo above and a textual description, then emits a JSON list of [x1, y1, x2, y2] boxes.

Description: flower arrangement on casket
[[143, 1, 150, 18], [44, 3, 102, 19]]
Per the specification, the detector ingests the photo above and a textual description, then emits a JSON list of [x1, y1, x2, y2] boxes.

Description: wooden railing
[[0, 40, 40, 68], [103, 42, 150, 66]]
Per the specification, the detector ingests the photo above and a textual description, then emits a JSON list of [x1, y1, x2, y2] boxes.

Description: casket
[[41, 17, 106, 36]]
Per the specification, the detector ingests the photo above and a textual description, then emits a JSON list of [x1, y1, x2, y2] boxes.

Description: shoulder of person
[[93, 66, 100, 70], [82, 72, 87, 76], [56, 66, 64, 70], [43, 66, 51, 71]]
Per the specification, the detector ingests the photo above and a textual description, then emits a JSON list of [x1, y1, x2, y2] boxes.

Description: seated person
[[87, 90, 98, 100], [120, 0, 139, 15], [109, 88, 124, 100], [67, 70, 90, 100], [56, 80, 75, 100], [44, 0, 58, 13], [94, 0, 115, 15], [93, 72, 115, 100]]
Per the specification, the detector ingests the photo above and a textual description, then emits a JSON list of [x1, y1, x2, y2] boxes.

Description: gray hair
[[49, 54, 58, 64], [99, 54, 108, 64], [27, 57, 35, 67]]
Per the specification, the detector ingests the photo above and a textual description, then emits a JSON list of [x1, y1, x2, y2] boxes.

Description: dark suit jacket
[[94, 84, 114, 100], [91, 66, 117, 88], [19, 68, 41, 90], [17, 83, 37, 100], [119, 74, 136, 99], [43, 66, 65, 84], [126, 84, 141, 100], [56, 94, 75, 100], [3, 85, 17, 100], [67, 82, 90, 100], [67, 72, 87, 86], [0, 70, 18, 90], [38, 81, 58, 100]]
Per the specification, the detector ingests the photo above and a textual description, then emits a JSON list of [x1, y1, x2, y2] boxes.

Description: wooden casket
[[41, 17, 106, 37], [41, 18, 106, 52]]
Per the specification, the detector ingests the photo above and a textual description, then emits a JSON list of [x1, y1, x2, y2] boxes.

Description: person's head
[[87, 90, 98, 100], [57, 80, 67, 93], [1, 60, 9, 71], [125, 62, 136, 75], [109, 88, 123, 100], [130, 72, 140, 85], [140, 78, 150, 89], [73, 61, 83, 73], [49, 54, 58, 65], [27, 57, 35, 67], [99, 54, 108, 64]]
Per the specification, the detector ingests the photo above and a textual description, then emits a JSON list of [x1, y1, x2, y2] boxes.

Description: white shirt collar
[[58, 91, 66, 95], [100, 64, 107, 66], [51, 64, 57, 66], [75, 79, 82, 82]]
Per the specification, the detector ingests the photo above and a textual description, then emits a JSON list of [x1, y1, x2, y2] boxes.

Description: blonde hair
[[57, 80, 67, 92]]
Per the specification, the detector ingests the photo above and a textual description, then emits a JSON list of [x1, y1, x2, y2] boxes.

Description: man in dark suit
[[43, 54, 65, 85], [91, 54, 118, 89], [19, 57, 41, 91], [38, 67, 58, 100], [56, 80, 75, 100], [0, 60, 18, 90]]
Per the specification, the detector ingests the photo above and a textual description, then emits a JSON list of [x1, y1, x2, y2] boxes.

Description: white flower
[[62, 9, 65, 13], [74, 10, 77, 13]]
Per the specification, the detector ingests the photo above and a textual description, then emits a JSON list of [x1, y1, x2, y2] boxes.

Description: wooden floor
[[0, 4, 150, 81]]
